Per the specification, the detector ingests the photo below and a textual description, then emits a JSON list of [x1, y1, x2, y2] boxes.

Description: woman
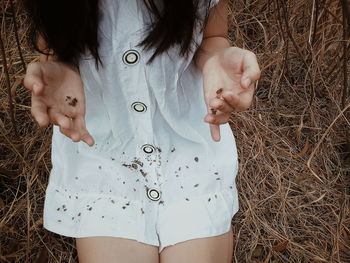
[[23, 0, 260, 262]]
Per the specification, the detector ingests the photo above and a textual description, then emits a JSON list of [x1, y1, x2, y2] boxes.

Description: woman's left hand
[[202, 46, 261, 142]]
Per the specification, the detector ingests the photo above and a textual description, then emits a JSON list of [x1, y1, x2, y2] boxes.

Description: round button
[[131, 102, 147, 113], [147, 188, 161, 201], [141, 144, 155, 154], [122, 50, 140, 65]]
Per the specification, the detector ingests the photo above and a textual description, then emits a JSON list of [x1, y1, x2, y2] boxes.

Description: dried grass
[[0, 0, 349, 262]]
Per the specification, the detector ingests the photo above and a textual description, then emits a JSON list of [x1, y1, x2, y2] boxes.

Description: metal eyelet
[[131, 102, 147, 113], [141, 144, 156, 154], [147, 188, 161, 201], [122, 49, 140, 65]]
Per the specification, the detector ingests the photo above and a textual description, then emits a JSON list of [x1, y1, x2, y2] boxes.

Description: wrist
[[194, 36, 231, 73]]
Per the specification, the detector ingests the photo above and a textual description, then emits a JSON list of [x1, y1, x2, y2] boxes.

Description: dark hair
[[22, 0, 214, 69]]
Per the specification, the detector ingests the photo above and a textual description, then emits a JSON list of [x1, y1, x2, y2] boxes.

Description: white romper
[[43, 0, 240, 253]]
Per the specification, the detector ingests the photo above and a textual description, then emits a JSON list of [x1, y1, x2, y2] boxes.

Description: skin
[[24, 0, 260, 262]]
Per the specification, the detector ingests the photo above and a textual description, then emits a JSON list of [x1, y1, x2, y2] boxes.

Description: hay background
[[1, 0, 349, 262]]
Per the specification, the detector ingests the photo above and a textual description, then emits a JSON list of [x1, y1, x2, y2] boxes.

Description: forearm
[[193, 36, 231, 73]]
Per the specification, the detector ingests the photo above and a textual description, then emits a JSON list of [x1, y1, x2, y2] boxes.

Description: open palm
[[24, 61, 95, 146], [202, 47, 261, 141]]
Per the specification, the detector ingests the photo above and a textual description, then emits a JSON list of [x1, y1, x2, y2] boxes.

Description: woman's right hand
[[24, 61, 95, 146]]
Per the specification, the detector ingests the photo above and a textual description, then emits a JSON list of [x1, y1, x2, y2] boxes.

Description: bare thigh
[[75, 236, 160, 263], [159, 225, 234, 263]]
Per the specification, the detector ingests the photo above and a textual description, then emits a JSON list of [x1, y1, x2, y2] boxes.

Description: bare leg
[[159, 225, 234, 263], [76, 236, 160, 263]]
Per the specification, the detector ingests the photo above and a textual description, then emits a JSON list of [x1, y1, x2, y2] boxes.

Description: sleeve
[[209, 0, 220, 9]]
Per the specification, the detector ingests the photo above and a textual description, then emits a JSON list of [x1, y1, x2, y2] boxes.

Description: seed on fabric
[[178, 167, 181, 171], [156, 147, 162, 152], [75, 176, 79, 180], [140, 169, 147, 177], [75, 196, 78, 199], [102, 216, 104, 218], [176, 174, 179, 177], [214, 172, 219, 175], [58, 219, 62, 222], [136, 179, 140, 182], [63, 208, 67, 211], [132, 158, 144, 167], [109, 190, 112, 192], [87, 207, 92, 211], [69, 195, 71, 199], [72, 217, 74, 220], [57, 207, 60, 211], [111, 157, 115, 161], [125, 201, 130, 206], [185, 198, 190, 201], [111, 200, 115, 204], [208, 198, 211, 202], [122, 206, 126, 209], [62, 205, 66, 208], [131, 163, 138, 169], [216, 178, 221, 180], [159, 200, 164, 205], [123, 181, 125, 184], [141, 208, 145, 214], [194, 184, 199, 187], [122, 152, 125, 154], [215, 194, 217, 198], [180, 186, 183, 189], [185, 165, 189, 169], [78, 212, 81, 216], [229, 186, 233, 189], [55, 189, 59, 192], [98, 165, 102, 169], [133, 188, 137, 192], [194, 157, 199, 162], [171, 147, 176, 152]]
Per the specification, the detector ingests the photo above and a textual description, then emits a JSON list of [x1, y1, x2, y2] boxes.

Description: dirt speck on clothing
[[194, 157, 199, 162], [194, 184, 199, 187], [171, 147, 175, 152], [141, 208, 145, 214], [185, 198, 190, 201]]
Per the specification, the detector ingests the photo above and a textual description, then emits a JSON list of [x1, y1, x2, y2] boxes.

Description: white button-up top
[[46, 0, 240, 240]]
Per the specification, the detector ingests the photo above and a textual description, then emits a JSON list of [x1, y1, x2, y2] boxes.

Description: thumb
[[23, 62, 45, 96], [240, 52, 261, 89]]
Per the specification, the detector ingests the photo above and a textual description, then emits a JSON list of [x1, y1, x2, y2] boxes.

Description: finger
[[59, 125, 81, 142], [210, 123, 221, 142], [204, 112, 231, 125], [24, 62, 45, 96], [31, 94, 50, 127], [48, 108, 73, 130], [73, 116, 95, 146], [207, 97, 235, 114], [221, 85, 254, 111], [241, 52, 261, 89]]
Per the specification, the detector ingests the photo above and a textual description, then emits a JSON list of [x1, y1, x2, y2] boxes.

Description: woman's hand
[[24, 61, 95, 146], [202, 46, 261, 142]]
